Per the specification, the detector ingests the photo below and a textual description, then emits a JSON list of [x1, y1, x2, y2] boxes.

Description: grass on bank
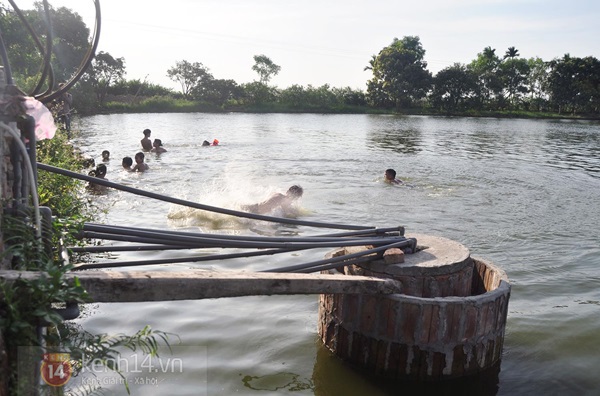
[[101, 95, 598, 120], [0, 125, 173, 395]]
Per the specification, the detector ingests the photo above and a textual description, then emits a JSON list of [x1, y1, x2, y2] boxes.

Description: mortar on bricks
[[318, 234, 510, 380]]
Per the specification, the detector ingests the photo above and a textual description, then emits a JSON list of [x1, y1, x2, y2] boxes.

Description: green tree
[[241, 81, 279, 106], [525, 57, 549, 111], [468, 46, 503, 109], [331, 87, 367, 106], [364, 63, 394, 108], [583, 58, 600, 113], [279, 84, 307, 107], [549, 55, 575, 113], [194, 78, 243, 105], [504, 46, 520, 60], [499, 48, 530, 108], [548, 55, 600, 114], [548, 55, 576, 113], [35, 4, 91, 83], [365, 36, 432, 109], [251, 54, 281, 85], [166, 60, 212, 99], [430, 63, 478, 111], [85, 51, 126, 105], [306, 84, 337, 108], [109, 78, 173, 97], [575, 56, 600, 114], [0, 6, 40, 82], [278, 84, 365, 110], [0, 4, 91, 91]]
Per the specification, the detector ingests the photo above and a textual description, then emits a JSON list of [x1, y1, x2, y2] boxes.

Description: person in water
[[151, 138, 167, 153], [102, 150, 110, 162], [141, 129, 152, 151], [132, 152, 149, 172], [202, 140, 211, 147], [243, 185, 304, 215], [89, 163, 107, 179], [122, 156, 133, 171], [87, 164, 108, 193], [384, 168, 403, 184], [82, 157, 95, 169]]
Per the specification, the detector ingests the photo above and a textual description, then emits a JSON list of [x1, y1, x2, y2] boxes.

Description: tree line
[[368, 36, 599, 116], [2, 4, 598, 117]]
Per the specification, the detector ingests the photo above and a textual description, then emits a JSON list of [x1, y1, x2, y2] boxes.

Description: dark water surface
[[70, 114, 600, 395]]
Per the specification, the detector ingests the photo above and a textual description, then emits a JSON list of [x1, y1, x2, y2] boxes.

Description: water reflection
[[367, 116, 423, 154], [370, 128, 422, 154], [544, 124, 600, 177], [242, 372, 313, 392], [312, 344, 500, 396], [374, 365, 501, 396]]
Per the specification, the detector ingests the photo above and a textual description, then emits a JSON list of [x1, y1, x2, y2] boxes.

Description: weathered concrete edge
[[0, 270, 404, 302]]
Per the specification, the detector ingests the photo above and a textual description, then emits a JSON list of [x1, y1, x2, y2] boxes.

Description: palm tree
[[502, 47, 527, 107], [504, 46, 520, 59], [483, 46, 497, 60]]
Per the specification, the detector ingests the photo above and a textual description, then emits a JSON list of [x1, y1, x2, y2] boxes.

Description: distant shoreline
[[93, 101, 600, 122]]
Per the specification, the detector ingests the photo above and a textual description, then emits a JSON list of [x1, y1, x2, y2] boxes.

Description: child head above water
[[286, 185, 303, 198], [122, 156, 133, 169]]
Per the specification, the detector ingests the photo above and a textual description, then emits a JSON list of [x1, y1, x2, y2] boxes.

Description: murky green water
[[68, 113, 600, 395]]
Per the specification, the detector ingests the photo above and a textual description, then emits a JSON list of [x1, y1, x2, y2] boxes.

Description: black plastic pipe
[[72, 247, 304, 271], [68, 244, 194, 253], [37, 163, 373, 230], [263, 239, 416, 273], [83, 223, 399, 244], [81, 227, 409, 250]]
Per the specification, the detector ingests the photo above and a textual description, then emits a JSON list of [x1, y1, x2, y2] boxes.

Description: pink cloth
[[23, 97, 57, 140]]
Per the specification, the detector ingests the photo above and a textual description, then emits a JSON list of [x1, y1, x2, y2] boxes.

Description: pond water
[[67, 113, 600, 395]]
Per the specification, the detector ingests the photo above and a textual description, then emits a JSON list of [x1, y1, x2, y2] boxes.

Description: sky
[[12, 0, 600, 91]]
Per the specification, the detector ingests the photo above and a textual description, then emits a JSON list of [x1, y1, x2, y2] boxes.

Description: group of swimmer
[[202, 139, 219, 146], [122, 129, 170, 172], [244, 168, 403, 214], [86, 127, 404, 213], [243, 169, 404, 215], [121, 152, 149, 172], [86, 149, 111, 180], [140, 128, 167, 154], [86, 129, 161, 192], [86, 128, 221, 194]]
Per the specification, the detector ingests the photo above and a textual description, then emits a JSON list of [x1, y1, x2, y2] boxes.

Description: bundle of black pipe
[[72, 222, 415, 272], [36, 163, 416, 273]]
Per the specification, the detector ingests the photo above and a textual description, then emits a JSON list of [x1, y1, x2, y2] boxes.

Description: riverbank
[[95, 97, 600, 121]]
